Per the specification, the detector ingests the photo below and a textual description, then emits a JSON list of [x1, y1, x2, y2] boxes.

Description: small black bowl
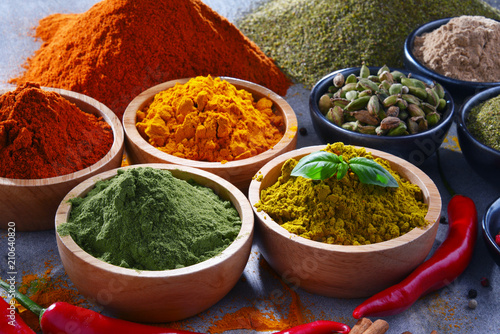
[[404, 17, 500, 107], [309, 66, 455, 167], [456, 85, 500, 187], [482, 197, 500, 266]]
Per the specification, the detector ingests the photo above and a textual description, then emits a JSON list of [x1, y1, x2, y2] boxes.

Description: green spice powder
[[237, 0, 500, 88], [467, 94, 500, 151], [58, 167, 242, 271]]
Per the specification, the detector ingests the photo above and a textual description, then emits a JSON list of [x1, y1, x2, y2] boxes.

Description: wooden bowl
[[123, 77, 298, 191], [248, 145, 441, 298], [0, 87, 124, 231], [55, 163, 254, 323]]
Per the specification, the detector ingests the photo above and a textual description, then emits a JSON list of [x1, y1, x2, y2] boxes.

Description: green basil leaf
[[291, 151, 341, 180], [336, 160, 349, 180], [348, 157, 399, 187]]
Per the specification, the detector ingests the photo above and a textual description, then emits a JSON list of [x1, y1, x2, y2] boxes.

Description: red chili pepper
[[273, 320, 351, 334], [0, 280, 203, 334], [352, 194, 478, 318], [1, 297, 36, 334]]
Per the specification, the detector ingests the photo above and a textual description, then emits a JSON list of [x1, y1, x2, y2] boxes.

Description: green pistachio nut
[[367, 75, 380, 83], [396, 97, 408, 110], [407, 118, 420, 134], [391, 71, 406, 82], [346, 73, 358, 84], [421, 102, 437, 115], [433, 82, 445, 99], [386, 105, 400, 118], [380, 116, 402, 130], [408, 86, 428, 100], [360, 64, 370, 78], [412, 116, 428, 132], [332, 98, 350, 108], [437, 98, 447, 111], [318, 94, 333, 114], [401, 93, 421, 105], [358, 78, 380, 93], [357, 124, 377, 135], [425, 87, 439, 107], [346, 90, 359, 101], [407, 103, 426, 117], [333, 73, 345, 88], [379, 71, 394, 84], [326, 106, 344, 126], [352, 109, 380, 126], [346, 95, 371, 111], [377, 65, 391, 76], [382, 94, 398, 108], [358, 89, 373, 98], [375, 125, 388, 136], [340, 83, 358, 98], [367, 95, 381, 116], [389, 83, 403, 95], [409, 78, 427, 89], [379, 80, 392, 91], [387, 122, 408, 136], [426, 112, 441, 127], [342, 121, 358, 131]]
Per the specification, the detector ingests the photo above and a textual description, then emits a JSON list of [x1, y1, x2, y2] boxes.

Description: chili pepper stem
[[0, 279, 44, 317]]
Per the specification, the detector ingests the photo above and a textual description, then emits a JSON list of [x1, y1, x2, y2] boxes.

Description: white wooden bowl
[[248, 145, 441, 298], [122, 77, 298, 191], [55, 163, 254, 323], [0, 87, 124, 231]]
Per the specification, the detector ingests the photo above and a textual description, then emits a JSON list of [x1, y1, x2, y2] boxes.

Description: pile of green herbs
[[237, 0, 500, 88]]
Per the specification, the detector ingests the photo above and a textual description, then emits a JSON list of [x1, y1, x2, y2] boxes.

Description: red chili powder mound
[[10, 0, 291, 120], [0, 82, 113, 179]]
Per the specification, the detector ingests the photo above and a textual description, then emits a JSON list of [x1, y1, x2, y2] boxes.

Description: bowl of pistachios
[[309, 65, 455, 166]]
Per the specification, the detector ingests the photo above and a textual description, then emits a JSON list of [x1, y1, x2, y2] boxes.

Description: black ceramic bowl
[[456, 86, 500, 187], [482, 197, 500, 266], [309, 67, 455, 167], [404, 17, 500, 107]]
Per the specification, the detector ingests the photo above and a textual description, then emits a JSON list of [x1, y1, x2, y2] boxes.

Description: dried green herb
[[467, 94, 500, 151], [237, 0, 500, 88]]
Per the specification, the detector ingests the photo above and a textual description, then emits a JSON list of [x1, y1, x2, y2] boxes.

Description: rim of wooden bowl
[[55, 163, 254, 278], [0, 87, 124, 186], [248, 145, 442, 253], [122, 76, 298, 172]]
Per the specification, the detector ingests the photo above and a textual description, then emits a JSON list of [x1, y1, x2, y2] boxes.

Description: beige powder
[[413, 16, 500, 82]]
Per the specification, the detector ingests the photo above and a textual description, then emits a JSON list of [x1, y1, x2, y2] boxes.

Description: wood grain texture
[[122, 77, 298, 191], [248, 145, 442, 298], [55, 163, 254, 323], [0, 87, 124, 231]]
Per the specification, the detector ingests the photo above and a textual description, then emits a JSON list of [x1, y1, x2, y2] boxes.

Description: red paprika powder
[[10, 0, 291, 119], [0, 82, 113, 179]]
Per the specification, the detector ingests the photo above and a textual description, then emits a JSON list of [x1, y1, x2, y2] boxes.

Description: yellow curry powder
[[255, 143, 429, 245], [136, 75, 284, 162]]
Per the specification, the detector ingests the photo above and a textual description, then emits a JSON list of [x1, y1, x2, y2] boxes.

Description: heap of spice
[[57, 167, 242, 270], [10, 0, 291, 119], [466, 94, 500, 151], [255, 143, 428, 245], [413, 15, 500, 82], [237, 0, 500, 88], [0, 82, 113, 179], [136, 75, 284, 162]]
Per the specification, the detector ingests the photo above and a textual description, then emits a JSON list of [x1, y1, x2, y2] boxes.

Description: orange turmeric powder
[[12, 258, 89, 332], [136, 75, 284, 162], [207, 258, 308, 333]]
